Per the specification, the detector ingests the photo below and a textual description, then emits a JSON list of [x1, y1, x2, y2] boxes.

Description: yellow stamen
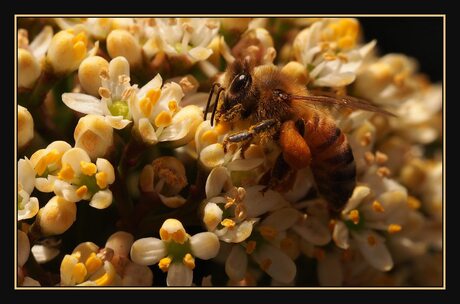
[[76, 185, 88, 198], [245, 241, 256, 254], [367, 235, 377, 246], [159, 228, 171, 241], [80, 161, 97, 176], [377, 166, 391, 177], [360, 132, 372, 147], [158, 257, 172, 272], [58, 163, 75, 181], [72, 262, 87, 284], [375, 151, 388, 165], [146, 88, 161, 104], [154, 111, 172, 127], [35, 149, 60, 176], [259, 226, 278, 241], [183, 253, 195, 270], [139, 97, 153, 117], [372, 200, 385, 213], [224, 196, 236, 209], [172, 229, 187, 244], [387, 224, 402, 234], [260, 258, 272, 271], [85, 252, 103, 275], [168, 100, 178, 112], [93, 271, 114, 286], [95, 171, 108, 189], [73, 41, 86, 60], [407, 196, 421, 210], [221, 219, 236, 229], [349, 209, 360, 225], [364, 151, 375, 165], [201, 130, 218, 145]]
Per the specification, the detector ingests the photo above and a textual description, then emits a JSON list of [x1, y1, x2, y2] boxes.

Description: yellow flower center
[[80, 161, 97, 176]]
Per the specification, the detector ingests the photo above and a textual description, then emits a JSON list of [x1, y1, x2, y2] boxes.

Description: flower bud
[[78, 56, 109, 96], [18, 49, 41, 89], [18, 105, 34, 149], [47, 29, 89, 74], [18, 230, 30, 267], [281, 61, 309, 86], [107, 29, 142, 67], [74, 114, 114, 161], [38, 196, 77, 236]]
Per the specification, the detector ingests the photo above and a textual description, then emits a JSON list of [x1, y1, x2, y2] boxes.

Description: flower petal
[[205, 166, 231, 199], [130, 237, 166, 266], [292, 217, 331, 246], [18, 158, 35, 194], [31, 244, 60, 264], [18, 197, 39, 221], [225, 245, 247, 281], [105, 231, 134, 257], [203, 202, 223, 231], [137, 118, 158, 145], [244, 186, 288, 218], [104, 116, 132, 129], [137, 73, 162, 99], [353, 230, 394, 272], [332, 220, 350, 249], [190, 232, 220, 260], [261, 208, 302, 232], [62, 93, 110, 116], [30, 25, 53, 60], [96, 158, 115, 185], [189, 46, 213, 61], [167, 263, 193, 286], [252, 244, 296, 284], [89, 189, 113, 209]]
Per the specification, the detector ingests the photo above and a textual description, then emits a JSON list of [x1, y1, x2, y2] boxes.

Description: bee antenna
[[210, 87, 225, 127], [204, 83, 221, 121]]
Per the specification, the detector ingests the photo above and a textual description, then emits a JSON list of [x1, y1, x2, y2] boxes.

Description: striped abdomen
[[303, 111, 356, 213]]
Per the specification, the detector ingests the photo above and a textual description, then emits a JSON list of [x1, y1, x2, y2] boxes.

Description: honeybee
[[204, 57, 394, 214]]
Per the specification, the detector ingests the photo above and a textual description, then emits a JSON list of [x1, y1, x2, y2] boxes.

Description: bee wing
[[291, 92, 396, 117]]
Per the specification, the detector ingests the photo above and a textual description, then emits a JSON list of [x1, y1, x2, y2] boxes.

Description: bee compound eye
[[230, 73, 251, 94]]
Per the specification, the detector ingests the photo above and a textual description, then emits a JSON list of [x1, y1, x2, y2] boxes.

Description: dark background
[[359, 17, 443, 82]]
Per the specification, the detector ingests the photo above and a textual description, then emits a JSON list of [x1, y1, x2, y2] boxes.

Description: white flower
[[62, 56, 133, 130], [130, 219, 220, 286], [29, 141, 72, 193], [53, 148, 115, 209], [332, 175, 410, 272], [18, 26, 53, 88], [293, 18, 376, 87], [18, 158, 39, 221], [143, 18, 220, 63], [18, 105, 34, 149]]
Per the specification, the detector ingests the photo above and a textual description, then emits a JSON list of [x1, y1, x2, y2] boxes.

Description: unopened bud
[[107, 30, 142, 67], [18, 105, 34, 149], [38, 196, 77, 236], [78, 56, 109, 96], [74, 114, 114, 161]]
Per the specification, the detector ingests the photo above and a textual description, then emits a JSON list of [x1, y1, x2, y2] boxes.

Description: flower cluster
[[17, 17, 442, 287]]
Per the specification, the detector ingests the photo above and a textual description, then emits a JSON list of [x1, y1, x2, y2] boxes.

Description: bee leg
[[220, 103, 244, 123], [261, 153, 296, 193], [223, 131, 254, 153], [279, 120, 311, 169]]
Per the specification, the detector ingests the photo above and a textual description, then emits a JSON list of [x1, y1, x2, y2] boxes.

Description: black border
[[6, 0, 452, 303]]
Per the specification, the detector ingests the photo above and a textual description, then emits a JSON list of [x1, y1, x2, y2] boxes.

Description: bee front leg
[[223, 131, 254, 155]]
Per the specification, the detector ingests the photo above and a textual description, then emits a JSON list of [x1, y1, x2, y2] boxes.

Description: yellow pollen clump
[[139, 97, 153, 117], [159, 257, 172, 272], [377, 166, 391, 178], [85, 252, 103, 275], [360, 132, 372, 147], [168, 100, 178, 112], [183, 253, 195, 270], [95, 171, 108, 189], [159, 228, 171, 241], [146, 88, 161, 103], [93, 271, 114, 286], [76, 185, 88, 198], [407, 196, 421, 210], [375, 151, 388, 165], [323, 52, 336, 61], [80, 161, 97, 176], [58, 163, 75, 181], [154, 111, 172, 127], [201, 130, 218, 145], [221, 219, 236, 229], [72, 262, 87, 284], [372, 200, 385, 213], [349, 209, 360, 225], [387, 224, 402, 234], [259, 226, 278, 240], [35, 149, 60, 176], [172, 229, 187, 244], [260, 258, 272, 271], [325, 19, 359, 50], [364, 151, 375, 165], [245, 241, 256, 254], [367, 235, 377, 246]]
